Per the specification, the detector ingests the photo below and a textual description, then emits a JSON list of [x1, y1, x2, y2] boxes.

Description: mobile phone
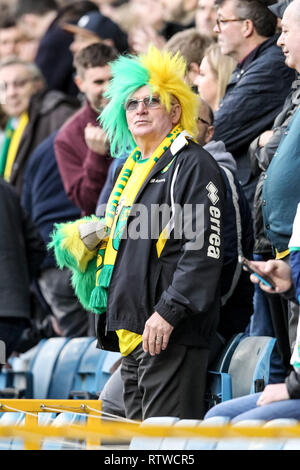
[[238, 256, 275, 290]]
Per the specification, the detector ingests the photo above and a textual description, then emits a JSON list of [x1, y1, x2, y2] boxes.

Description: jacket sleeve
[[54, 129, 112, 215], [20, 202, 46, 281], [154, 147, 226, 327], [286, 369, 300, 399], [213, 62, 294, 156]]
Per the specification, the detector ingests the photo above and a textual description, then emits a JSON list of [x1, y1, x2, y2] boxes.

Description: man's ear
[[243, 19, 254, 38], [204, 125, 215, 145], [171, 103, 182, 125], [74, 74, 84, 93]]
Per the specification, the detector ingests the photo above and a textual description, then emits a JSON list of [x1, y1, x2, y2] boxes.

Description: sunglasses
[[125, 95, 161, 112]]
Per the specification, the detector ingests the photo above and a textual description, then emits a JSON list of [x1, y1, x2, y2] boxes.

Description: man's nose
[[136, 100, 147, 113]]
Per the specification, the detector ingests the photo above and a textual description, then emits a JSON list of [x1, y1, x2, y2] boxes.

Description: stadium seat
[[283, 438, 300, 450], [248, 419, 299, 450], [205, 333, 243, 409], [129, 416, 180, 450], [0, 411, 25, 450], [31, 337, 70, 399], [210, 333, 244, 372], [41, 412, 87, 450], [215, 419, 265, 450], [47, 337, 94, 399], [0, 339, 46, 399], [228, 336, 276, 397], [69, 341, 121, 399], [160, 416, 230, 450], [206, 336, 276, 410]]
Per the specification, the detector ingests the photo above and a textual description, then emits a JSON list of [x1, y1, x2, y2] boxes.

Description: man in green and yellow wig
[[51, 45, 226, 420]]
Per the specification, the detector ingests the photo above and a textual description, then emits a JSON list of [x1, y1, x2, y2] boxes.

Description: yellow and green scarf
[[89, 124, 183, 314], [0, 112, 29, 181]]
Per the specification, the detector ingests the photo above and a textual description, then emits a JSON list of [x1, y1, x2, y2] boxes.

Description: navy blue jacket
[[213, 35, 295, 201], [0, 178, 45, 320], [21, 132, 81, 270]]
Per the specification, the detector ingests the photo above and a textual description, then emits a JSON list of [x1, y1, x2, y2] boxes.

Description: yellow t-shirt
[[115, 156, 149, 356], [4, 112, 29, 181]]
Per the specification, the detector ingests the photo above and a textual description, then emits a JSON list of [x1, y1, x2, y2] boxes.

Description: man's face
[[214, 0, 245, 61], [159, 0, 184, 23], [76, 65, 112, 112], [0, 26, 23, 59], [0, 64, 41, 117], [131, 0, 164, 26], [196, 0, 217, 37], [196, 101, 214, 146], [18, 14, 43, 40], [277, 3, 300, 73], [125, 85, 181, 144]]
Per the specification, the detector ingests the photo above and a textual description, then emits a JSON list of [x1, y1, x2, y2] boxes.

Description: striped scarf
[[0, 113, 29, 180], [88, 124, 183, 314]]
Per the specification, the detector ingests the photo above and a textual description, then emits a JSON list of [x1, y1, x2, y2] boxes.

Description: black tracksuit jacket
[[96, 137, 226, 352]]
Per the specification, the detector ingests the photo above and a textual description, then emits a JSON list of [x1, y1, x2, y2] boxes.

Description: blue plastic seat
[[210, 333, 244, 372], [205, 334, 243, 410], [0, 339, 46, 399], [0, 412, 25, 450], [160, 418, 230, 451], [228, 336, 276, 397], [160, 419, 203, 450], [215, 419, 266, 450], [70, 341, 121, 399], [206, 336, 277, 411], [41, 412, 86, 450], [30, 337, 70, 399], [47, 337, 95, 399], [248, 419, 299, 450]]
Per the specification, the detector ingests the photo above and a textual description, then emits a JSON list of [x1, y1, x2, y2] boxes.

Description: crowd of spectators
[[0, 0, 299, 422]]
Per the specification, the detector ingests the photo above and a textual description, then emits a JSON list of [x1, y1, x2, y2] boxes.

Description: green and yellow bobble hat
[[49, 45, 199, 312]]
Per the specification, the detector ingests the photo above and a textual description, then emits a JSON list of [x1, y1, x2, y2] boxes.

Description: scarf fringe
[[89, 265, 114, 314]]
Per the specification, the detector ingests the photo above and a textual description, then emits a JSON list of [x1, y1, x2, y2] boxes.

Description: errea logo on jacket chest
[[207, 206, 221, 259]]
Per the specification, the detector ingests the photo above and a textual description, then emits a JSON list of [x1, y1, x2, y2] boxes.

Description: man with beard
[[54, 42, 117, 215]]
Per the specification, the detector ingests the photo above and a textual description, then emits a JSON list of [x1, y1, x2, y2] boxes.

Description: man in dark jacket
[[246, 1, 299, 379], [14, 0, 79, 97], [212, 0, 295, 209], [54, 43, 116, 216], [0, 177, 45, 365], [21, 132, 94, 340], [0, 57, 79, 195], [205, 0, 300, 422], [51, 46, 226, 420]]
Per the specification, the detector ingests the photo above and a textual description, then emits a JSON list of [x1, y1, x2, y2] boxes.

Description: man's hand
[[249, 259, 293, 294], [258, 130, 274, 147], [256, 383, 290, 406], [84, 123, 109, 154], [142, 311, 174, 356]]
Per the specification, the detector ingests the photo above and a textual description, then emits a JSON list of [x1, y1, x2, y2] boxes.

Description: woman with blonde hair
[[194, 42, 236, 111]]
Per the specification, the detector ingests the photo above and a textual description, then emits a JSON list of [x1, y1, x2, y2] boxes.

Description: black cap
[[268, 0, 292, 18], [63, 10, 128, 53]]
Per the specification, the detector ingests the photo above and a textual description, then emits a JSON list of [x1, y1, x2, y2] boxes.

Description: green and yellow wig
[[100, 45, 199, 157]]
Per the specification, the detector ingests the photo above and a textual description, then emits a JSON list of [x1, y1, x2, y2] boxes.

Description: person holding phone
[[204, 201, 300, 421]]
